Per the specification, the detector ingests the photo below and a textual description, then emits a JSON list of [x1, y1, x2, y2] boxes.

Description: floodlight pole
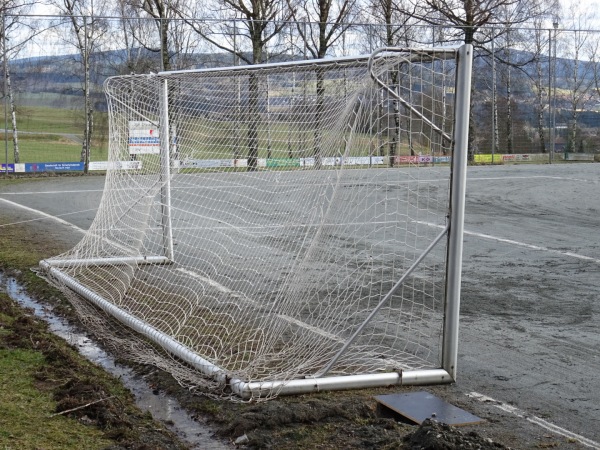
[[442, 43, 473, 380]]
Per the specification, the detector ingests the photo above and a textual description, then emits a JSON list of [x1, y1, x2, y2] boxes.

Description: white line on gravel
[[414, 220, 600, 264], [467, 175, 598, 183], [467, 392, 600, 449], [0, 197, 86, 234], [0, 189, 104, 195], [463, 229, 600, 264]]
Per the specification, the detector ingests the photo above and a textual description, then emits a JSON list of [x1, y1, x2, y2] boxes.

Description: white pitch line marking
[[414, 220, 600, 264], [176, 268, 416, 370], [467, 392, 600, 449], [0, 198, 137, 254], [177, 269, 336, 340], [276, 314, 345, 343], [468, 175, 551, 181], [0, 197, 86, 234], [468, 175, 599, 184], [464, 229, 600, 264], [0, 189, 104, 195], [176, 268, 239, 296]]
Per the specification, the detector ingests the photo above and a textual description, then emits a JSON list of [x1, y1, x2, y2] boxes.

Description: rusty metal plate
[[375, 391, 484, 426]]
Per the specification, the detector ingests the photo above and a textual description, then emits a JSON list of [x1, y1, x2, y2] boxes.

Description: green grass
[[1, 133, 108, 164], [0, 346, 113, 449], [0, 103, 434, 166], [0, 105, 109, 164], [3, 106, 89, 135], [0, 203, 186, 449], [177, 120, 429, 161]]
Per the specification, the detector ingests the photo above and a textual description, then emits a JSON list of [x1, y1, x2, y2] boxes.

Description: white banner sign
[[89, 161, 142, 171], [129, 121, 160, 155]]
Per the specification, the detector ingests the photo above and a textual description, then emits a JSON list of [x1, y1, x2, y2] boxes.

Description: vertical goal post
[[40, 44, 473, 400]]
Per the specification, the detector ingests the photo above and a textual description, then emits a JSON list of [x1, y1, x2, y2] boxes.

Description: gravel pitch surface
[[0, 163, 598, 448]]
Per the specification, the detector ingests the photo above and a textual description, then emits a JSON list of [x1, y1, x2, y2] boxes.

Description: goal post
[[40, 44, 473, 400]]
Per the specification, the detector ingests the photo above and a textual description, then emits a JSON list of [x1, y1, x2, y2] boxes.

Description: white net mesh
[[44, 48, 459, 399]]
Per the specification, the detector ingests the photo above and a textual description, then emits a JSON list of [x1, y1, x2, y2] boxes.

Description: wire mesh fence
[[1, 15, 599, 173]]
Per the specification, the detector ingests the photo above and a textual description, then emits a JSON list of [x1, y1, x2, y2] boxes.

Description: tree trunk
[[6, 64, 19, 164], [535, 52, 546, 153], [245, 26, 262, 172], [506, 64, 513, 154], [536, 103, 546, 153], [247, 72, 259, 171], [389, 70, 399, 167], [467, 90, 477, 161], [160, 18, 170, 71], [313, 71, 324, 169], [492, 49, 499, 157], [80, 45, 91, 173]]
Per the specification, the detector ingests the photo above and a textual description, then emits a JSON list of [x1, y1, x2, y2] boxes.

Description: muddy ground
[[3, 262, 512, 450], [0, 269, 187, 450], [0, 183, 511, 450]]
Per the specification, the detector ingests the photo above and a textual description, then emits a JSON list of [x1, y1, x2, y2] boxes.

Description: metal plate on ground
[[375, 391, 484, 426]]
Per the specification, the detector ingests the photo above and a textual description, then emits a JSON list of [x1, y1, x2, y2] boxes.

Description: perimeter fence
[[1, 15, 599, 173]]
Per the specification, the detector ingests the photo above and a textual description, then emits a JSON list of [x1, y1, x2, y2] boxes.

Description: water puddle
[[1, 273, 231, 450]]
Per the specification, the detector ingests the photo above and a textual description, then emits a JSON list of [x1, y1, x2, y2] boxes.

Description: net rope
[[44, 48, 458, 399]]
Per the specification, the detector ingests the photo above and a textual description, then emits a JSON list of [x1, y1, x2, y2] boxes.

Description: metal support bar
[[368, 47, 455, 143], [314, 225, 449, 378], [40, 261, 225, 382], [159, 78, 174, 262], [232, 369, 452, 399], [442, 44, 473, 381], [39, 261, 452, 400], [159, 46, 448, 77], [42, 256, 171, 268]]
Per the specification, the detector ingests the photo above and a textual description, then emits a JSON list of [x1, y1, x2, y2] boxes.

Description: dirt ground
[[1, 270, 511, 450], [2, 261, 549, 450], [0, 268, 187, 450]]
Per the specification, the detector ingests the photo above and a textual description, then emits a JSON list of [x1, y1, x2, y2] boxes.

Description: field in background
[[0, 106, 108, 164]]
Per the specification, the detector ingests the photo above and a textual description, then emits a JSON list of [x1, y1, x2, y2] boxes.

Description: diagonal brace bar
[[314, 224, 449, 378]]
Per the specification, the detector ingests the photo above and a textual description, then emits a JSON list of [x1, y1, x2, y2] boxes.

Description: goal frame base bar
[[42, 256, 172, 268], [39, 260, 454, 400], [231, 369, 452, 400]]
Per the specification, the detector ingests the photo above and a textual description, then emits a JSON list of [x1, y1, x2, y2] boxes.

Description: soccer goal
[[40, 44, 473, 400]]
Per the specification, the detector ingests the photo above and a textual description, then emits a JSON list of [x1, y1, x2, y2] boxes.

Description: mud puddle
[[1, 273, 231, 450]]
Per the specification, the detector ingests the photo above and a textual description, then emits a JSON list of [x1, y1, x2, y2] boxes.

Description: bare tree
[[559, 6, 595, 154], [367, 0, 415, 48], [175, 0, 292, 66], [522, 10, 561, 155], [175, 0, 293, 171], [1, 1, 39, 163], [398, 0, 556, 159], [406, 0, 541, 44], [49, 0, 107, 172], [109, 0, 162, 74], [127, 0, 198, 70], [530, 18, 549, 153], [367, 0, 426, 166], [561, 30, 594, 152], [287, 0, 358, 166], [109, 0, 202, 74], [290, 0, 358, 59]]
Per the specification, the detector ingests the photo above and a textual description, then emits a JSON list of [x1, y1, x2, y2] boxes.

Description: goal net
[[41, 45, 472, 400]]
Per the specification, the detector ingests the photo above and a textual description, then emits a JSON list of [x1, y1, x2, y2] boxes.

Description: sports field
[[0, 162, 599, 447]]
